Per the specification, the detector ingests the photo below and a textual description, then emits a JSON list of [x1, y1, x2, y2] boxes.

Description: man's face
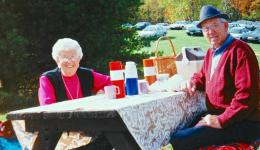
[[201, 18, 229, 49]]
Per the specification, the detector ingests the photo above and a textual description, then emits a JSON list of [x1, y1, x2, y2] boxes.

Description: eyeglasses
[[201, 23, 222, 32], [59, 55, 79, 62]]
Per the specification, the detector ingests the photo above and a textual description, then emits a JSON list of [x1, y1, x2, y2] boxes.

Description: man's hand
[[180, 80, 196, 96], [195, 114, 222, 129]]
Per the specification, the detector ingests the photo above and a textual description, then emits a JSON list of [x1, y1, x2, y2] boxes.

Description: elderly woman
[[38, 38, 113, 149], [38, 38, 111, 105]]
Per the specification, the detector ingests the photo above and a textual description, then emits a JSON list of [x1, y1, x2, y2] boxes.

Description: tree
[[227, 0, 259, 20], [137, 0, 225, 23], [0, 0, 149, 97], [248, 0, 260, 20], [138, 0, 166, 23], [0, 2, 29, 94], [222, 0, 241, 20]]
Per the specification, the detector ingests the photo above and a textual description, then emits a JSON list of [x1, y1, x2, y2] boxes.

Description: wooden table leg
[[105, 132, 141, 150], [32, 131, 62, 150]]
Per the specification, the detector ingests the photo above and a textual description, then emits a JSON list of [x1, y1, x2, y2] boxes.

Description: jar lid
[[143, 59, 154, 67], [109, 61, 123, 70]]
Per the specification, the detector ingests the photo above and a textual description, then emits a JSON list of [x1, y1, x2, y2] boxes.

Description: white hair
[[52, 38, 83, 61], [220, 18, 228, 23]]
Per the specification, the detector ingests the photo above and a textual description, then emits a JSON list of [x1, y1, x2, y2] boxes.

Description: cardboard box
[[176, 47, 205, 80]]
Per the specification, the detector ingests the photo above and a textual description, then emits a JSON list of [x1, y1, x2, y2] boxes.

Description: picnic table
[[7, 91, 206, 150]]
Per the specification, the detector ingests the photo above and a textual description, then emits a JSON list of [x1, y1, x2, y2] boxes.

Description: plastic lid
[[143, 59, 154, 67], [125, 61, 135, 66], [109, 61, 123, 70], [125, 61, 138, 78]]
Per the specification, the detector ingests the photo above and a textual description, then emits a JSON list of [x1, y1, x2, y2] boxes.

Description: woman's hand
[[196, 114, 222, 129], [96, 89, 105, 94]]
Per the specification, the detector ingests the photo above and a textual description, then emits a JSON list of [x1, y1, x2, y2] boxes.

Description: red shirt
[[192, 39, 260, 127]]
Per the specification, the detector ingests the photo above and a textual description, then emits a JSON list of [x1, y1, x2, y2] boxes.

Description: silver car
[[138, 25, 167, 39], [229, 27, 250, 41], [170, 21, 190, 30], [246, 28, 260, 43], [186, 21, 202, 36]]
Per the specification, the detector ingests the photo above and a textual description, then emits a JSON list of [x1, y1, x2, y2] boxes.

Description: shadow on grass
[[142, 36, 176, 47], [163, 36, 176, 40]]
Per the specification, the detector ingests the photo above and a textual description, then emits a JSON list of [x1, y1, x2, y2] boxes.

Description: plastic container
[[125, 61, 139, 95], [143, 58, 157, 85], [176, 47, 205, 80], [109, 61, 126, 99]]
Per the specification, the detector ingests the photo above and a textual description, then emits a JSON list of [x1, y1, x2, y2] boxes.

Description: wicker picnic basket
[[153, 36, 177, 77]]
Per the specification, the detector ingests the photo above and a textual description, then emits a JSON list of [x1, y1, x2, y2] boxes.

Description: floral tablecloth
[[117, 92, 206, 150], [10, 91, 206, 150]]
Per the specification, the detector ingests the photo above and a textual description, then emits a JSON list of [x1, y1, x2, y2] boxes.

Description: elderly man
[[162, 5, 260, 150]]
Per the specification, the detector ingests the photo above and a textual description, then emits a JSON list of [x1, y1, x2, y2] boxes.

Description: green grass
[[0, 113, 6, 121], [141, 30, 260, 63]]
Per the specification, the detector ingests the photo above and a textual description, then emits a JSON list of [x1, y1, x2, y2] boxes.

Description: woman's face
[[56, 49, 80, 77]]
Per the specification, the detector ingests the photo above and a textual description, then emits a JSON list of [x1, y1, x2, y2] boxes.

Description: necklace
[[61, 74, 79, 100]]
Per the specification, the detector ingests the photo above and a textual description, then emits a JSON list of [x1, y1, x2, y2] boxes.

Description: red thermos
[[109, 61, 126, 99]]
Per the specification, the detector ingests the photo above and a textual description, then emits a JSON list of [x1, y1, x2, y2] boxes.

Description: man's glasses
[[59, 55, 79, 62], [201, 23, 222, 33]]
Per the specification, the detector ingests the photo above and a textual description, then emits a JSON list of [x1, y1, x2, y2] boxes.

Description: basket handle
[[154, 36, 176, 57]]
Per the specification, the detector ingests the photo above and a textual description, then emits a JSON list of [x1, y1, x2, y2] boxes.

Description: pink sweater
[[38, 69, 111, 106]]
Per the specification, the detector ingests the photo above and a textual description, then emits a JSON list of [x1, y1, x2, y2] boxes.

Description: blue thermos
[[125, 61, 139, 95]]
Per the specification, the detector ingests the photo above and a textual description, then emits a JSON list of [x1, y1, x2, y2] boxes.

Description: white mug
[[138, 80, 149, 94], [104, 85, 119, 99]]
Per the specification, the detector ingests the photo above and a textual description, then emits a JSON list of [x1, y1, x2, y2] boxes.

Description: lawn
[[0, 113, 6, 121], [141, 30, 260, 63]]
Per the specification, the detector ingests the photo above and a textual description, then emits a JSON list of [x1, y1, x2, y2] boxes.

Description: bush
[[0, 90, 37, 113]]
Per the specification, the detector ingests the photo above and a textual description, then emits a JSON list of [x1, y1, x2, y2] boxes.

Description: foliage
[[224, 0, 260, 20], [138, 0, 165, 23], [222, 0, 241, 21], [137, 0, 259, 23], [247, 0, 260, 20], [0, 3, 29, 95], [0, 90, 37, 113], [137, 0, 223, 22], [0, 0, 150, 97]]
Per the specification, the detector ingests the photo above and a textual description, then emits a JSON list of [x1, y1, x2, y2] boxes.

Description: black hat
[[197, 5, 229, 28]]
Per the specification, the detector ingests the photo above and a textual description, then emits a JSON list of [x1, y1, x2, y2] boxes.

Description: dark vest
[[42, 67, 94, 102]]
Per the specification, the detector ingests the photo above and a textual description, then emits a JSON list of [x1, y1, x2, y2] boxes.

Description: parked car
[[245, 28, 260, 43], [228, 22, 241, 29], [169, 21, 190, 30], [185, 21, 202, 36], [156, 22, 170, 30], [138, 25, 167, 39], [134, 22, 151, 30], [229, 27, 251, 41], [253, 21, 260, 29], [236, 20, 255, 30]]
